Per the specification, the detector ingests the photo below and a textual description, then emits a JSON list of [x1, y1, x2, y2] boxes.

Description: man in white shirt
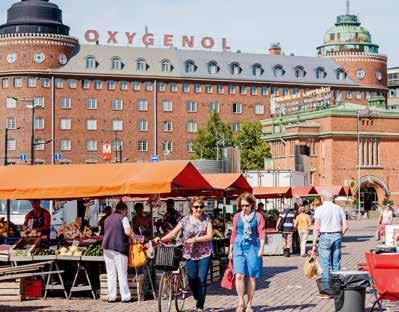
[[311, 191, 348, 297]]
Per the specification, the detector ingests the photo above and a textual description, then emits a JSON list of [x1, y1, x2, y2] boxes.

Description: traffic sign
[[102, 143, 112, 160], [150, 155, 159, 163], [54, 153, 62, 161], [19, 153, 27, 161]]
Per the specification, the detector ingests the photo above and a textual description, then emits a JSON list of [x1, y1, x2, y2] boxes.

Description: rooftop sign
[[84, 30, 231, 50]]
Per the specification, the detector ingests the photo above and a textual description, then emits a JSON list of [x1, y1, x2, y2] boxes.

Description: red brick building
[[0, 0, 387, 167]]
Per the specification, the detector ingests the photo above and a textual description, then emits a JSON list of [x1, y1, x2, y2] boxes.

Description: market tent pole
[[6, 199, 10, 238]]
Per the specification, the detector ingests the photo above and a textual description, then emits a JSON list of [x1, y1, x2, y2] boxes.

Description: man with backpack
[[276, 206, 295, 257]]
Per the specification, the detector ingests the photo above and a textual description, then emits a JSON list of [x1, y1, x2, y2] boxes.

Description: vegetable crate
[[99, 274, 144, 301], [0, 278, 25, 302]]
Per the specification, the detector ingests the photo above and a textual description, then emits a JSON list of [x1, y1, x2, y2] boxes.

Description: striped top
[[279, 209, 295, 233]]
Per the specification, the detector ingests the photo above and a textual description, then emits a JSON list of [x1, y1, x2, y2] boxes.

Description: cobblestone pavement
[[1, 219, 383, 312]]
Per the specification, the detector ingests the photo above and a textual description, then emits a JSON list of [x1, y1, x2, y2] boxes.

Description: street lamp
[[102, 129, 122, 163], [8, 97, 41, 165], [4, 127, 21, 166]]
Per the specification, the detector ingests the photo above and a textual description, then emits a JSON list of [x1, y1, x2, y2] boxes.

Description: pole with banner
[[102, 143, 112, 161]]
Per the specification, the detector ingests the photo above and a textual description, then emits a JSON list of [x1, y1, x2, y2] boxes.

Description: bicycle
[[154, 242, 188, 312]]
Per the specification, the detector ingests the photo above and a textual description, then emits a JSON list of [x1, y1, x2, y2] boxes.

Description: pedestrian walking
[[378, 203, 393, 242], [229, 193, 266, 312], [294, 207, 311, 256], [276, 206, 295, 257], [154, 197, 213, 312], [102, 202, 137, 303], [311, 192, 348, 297]]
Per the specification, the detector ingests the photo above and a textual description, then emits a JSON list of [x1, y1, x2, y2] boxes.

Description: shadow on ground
[[343, 235, 373, 243], [0, 306, 49, 312], [211, 304, 317, 311]]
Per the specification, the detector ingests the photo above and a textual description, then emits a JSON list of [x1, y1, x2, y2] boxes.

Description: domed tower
[[0, 0, 78, 70], [317, 0, 387, 92]]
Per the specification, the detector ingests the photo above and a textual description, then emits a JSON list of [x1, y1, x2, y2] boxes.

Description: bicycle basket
[[155, 245, 183, 271]]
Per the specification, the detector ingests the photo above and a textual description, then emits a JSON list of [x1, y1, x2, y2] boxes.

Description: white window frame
[[163, 121, 173, 132], [170, 83, 177, 92], [6, 118, 16, 129], [35, 139, 45, 151], [68, 79, 77, 89], [138, 100, 148, 111], [182, 83, 190, 93], [60, 139, 71, 151], [86, 56, 96, 69], [194, 84, 202, 93], [187, 121, 197, 133], [55, 79, 64, 88], [35, 117, 45, 129], [205, 85, 212, 94], [137, 119, 148, 132], [250, 86, 257, 95], [132, 81, 141, 91], [112, 120, 123, 131], [187, 101, 197, 113], [228, 85, 236, 94], [346, 91, 352, 99], [86, 98, 97, 110], [111, 57, 122, 70], [6, 97, 16, 109], [120, 81, 128, 91], [144, 82, 153, 91], [2, 78, 9, 88], [231, 122, 240, 133], [107, 80, 116, 90], [33, 97, 45, 108], [187, 141, 194, 153], [161, 59, 172, 72], [217, 85, 224, 94], [157, 82, 166, 92], [60, 118, 71, 130], [7, 139, 16, 151], [163, 141, 173, 153], [93, 80, 102, 90], [138, 140, 148, 152], [240, 86, 246, 95], [185, 61, 196, 73], [112, 99, 123, 111], [136, 59, 146, 72], [86, 140, 97, 151], [86, 119, 97, 131], [28, 77, 37, 88], [163, 100, 173, 112], [60, 97, 71, 109], [210, 102, 220, 113], [355, 91, 362, 99], [254, 104, 265, 115], [82, 80, 90, 89], [233, 103, 242, 114], [14, 77, 22, 88], [208, 62, 218, 74]]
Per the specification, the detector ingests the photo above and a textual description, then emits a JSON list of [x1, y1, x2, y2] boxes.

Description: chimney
[[268, 42, 282, 55]]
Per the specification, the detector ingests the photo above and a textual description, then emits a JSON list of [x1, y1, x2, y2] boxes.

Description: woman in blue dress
[[228, 193, 266, 312]]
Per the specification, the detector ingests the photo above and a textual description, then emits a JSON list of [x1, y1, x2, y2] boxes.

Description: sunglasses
[[240, 204, 251, 207], [192, 205, 204, 209]]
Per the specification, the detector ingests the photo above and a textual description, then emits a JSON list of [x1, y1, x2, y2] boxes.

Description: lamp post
[[4, 126, 21, 166]]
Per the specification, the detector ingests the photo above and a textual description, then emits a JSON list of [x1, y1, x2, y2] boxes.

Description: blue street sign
[[19, 153, 27, 161], [150, 155, 159, 163], [54, 153, 62, 161]]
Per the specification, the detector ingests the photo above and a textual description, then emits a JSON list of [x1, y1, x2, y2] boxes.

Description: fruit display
[[0, 219, 17, 238], [82, 241, 103, 257], [32, 241, 56, 256], [57, 221, 92, 240], [10, 237, 41, 257], [21, 228, 41, 238], [57, 245, 83, 257]]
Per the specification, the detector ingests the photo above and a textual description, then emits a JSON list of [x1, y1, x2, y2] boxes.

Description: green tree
[[237, 120, 271, 170], [192, 112, 234, 159]]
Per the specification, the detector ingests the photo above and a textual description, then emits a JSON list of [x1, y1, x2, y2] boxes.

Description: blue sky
[[1, 0, 398, 66]]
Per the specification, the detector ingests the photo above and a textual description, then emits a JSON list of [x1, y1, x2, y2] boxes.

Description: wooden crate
[[99, 274, 144, 301], [0, 279, 24, 302]]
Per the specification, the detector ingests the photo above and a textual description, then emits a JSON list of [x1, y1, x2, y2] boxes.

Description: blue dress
[[233, 214, 262, 278]]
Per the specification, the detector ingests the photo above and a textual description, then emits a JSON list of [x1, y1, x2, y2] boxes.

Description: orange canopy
[[253, 187, 293, 199], [315, 185, 350, 197], [292, 186, 318, 197], [0, 161, 212, 200], [203, 173, 252, 192]]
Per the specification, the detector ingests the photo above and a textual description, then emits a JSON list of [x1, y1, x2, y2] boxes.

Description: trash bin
[[331, 271, 370, 312]]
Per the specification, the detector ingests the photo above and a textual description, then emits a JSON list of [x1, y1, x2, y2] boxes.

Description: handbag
[[128, 243, 147, 268], [303, 255, 322, 279], [221, 259, 235, 289]]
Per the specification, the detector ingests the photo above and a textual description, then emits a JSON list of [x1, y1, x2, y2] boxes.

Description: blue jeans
[[186, 256, 211, 309], [318, 233, 342, 290]]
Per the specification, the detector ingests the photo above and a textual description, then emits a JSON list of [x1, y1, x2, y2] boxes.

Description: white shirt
[[382, 210, 393, 225], [122, 216, 132, 231], [314, 201, 345, 233]]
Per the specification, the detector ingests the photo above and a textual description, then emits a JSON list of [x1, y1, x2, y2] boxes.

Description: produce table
[[264, 229, 284, 256]]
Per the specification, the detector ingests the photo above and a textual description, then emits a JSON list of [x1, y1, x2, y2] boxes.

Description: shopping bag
[[128, 243, 147, 268], [303, 256, 318, 279], [221, 260, 235, 289]]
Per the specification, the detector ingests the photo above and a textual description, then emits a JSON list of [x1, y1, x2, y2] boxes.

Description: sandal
[[246, 306, 253, 312], [236, 305, 246, 312]]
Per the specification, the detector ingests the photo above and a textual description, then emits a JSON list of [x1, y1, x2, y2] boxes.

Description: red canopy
[[253, 187, 293, 199], [315, 186, 350, 197], [203, 173, 252, 198], [292, 186, 318, 197]]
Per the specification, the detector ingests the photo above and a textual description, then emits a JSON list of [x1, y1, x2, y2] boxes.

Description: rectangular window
[[132, 81, 141, 91], [107, 80, 115, 90], [33, 97, 45, 108], [163, 121, 173, 132], [120, 81, 128, 91], [261, 86, 268, 95], [163, 100, 173, 112], [35, 139, 45, 151], [360, 138, 380, 167], [210, 102, 220, 112], [112, 99, 123, 110], [60, 118, 71, 130], [231, 122, 240, 133], [112, 120, 123, 131], [60, 139, 71, 151], [366, 91, 371, 99], [6, 97, 16, 108], [86, 140, 97, 151], [86, 119, 97, 130], [254, 104, 265, 115], [271, 87, 278, 95], [228, 85, 236, 94], [2, 78, 9, 89], [205, 85, 212, 94], [187, 121, 197, 133], [346, 91, 352, 99], [157, 82, 165, 92], [137, 120, 148, 132], [144, 82, 153, 91], [82, 79, 90, 89], [55, 79, 64, 88], [355, 91, 362, 99], [6, 118, 16, 129], [60, 97, 71, 109], [240, 86, 246, 95], [93, 80, 102, 89], [186, 101, 197, 113], [112, 140, 123, 152], [187, 141, 194, 153], [14, 77, 22, 88], [182, 83, 190, 93], [86, 98, 97, 109], [28, 77, 37, 88], [293, 88, 300, 95], [170, 83, 177, 92], [283, 87, 289, 96], [68, 79, 77, 89], [233, 103, 242, 114], [250, 86, 257, 95], [217, 85, 224, 94], [34, 117, 45, 129], [194, 84, 201, 93], [138, 140, 148, 152], [163, 141, 173, 153], [7, 139, 16, 151], [138, 99, 148, 111]]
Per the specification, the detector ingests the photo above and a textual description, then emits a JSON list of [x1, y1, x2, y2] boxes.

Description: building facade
[[0, 0, 387, 165], [388, 67, 399, 108]]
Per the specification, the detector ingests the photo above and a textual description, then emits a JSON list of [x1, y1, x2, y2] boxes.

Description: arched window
[[230, 63, 242, 75], [85, 56, 96, 69], [136, 58, 147, 71], [316, 67, 327, 79], [294, 66, 306, 78], [336, 68, 347, 80], [161, 59, 172, 72], [252, 64, 263, 77], [273, 64, 285, 77], [111, 57, 122, 70], [185, 60, 196, 73], [208, 61, 219, 74]]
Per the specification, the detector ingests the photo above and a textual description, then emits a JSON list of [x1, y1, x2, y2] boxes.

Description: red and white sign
[[84, 30, 231, 51], [102, 144, 112, 160]]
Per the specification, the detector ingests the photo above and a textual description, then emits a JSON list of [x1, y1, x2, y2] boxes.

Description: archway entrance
[[355, 175, 390, 211], [361, 186, 378, 212]]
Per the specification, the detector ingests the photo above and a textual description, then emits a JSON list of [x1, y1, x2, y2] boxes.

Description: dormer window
[[294, 66, 306, 78], [252, 64, 263, 77], [336, 68, 347, 81], [208, 61, 219, 74], [111, 57, 122, 70], [273, 65, 285, 77], [136, 58, 147, 71], [86, 56, 96, 69], [161, 59, 172, 72], [316, 67, 327, 79], [230, 63, 242, 75], [185, 60, 196, 73]]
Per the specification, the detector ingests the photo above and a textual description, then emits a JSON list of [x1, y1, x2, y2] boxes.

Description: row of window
[[84, 55, 347, 80], [6, 139, 193, 153]]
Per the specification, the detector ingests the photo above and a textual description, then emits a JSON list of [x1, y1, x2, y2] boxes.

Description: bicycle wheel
[[158, 272, 173, 312], [175, 267, 187, 312]]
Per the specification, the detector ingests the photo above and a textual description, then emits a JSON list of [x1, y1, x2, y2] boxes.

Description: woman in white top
[[378, 204, 393, 242]]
